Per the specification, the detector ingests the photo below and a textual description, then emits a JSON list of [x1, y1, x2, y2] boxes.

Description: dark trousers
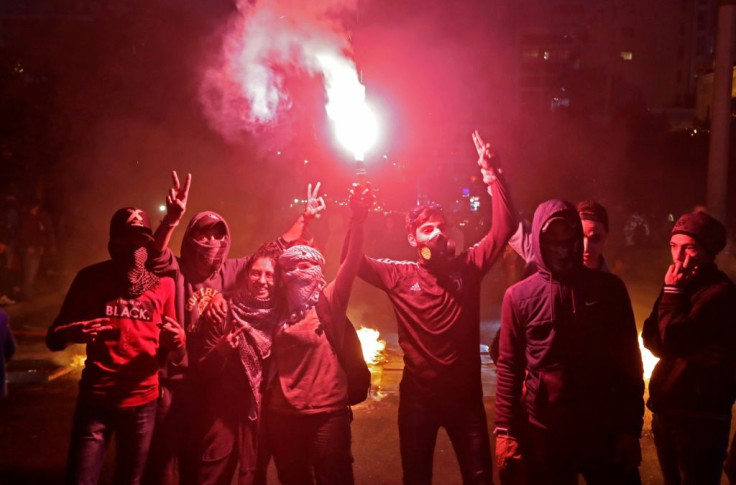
[[142, 381, 196, 485], [66, 399, 157, 485], [524, 423, 641, 485], [652, 412, 730, 485], [398, 391, 493, 485], [198, 399, 258, 485], [266, 407, 354, 485]]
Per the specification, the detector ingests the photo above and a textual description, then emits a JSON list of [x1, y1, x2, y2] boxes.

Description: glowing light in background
[[639, 334, 659, 380], [317, 53, 379, 161], [357, 327, 386, 365]]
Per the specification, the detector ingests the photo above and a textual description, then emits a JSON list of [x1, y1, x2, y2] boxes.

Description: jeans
[[652, 412, 731, 485], [66, 399, 157, 485], [266, 407, 354, 485], [398, 391, 493, 485]]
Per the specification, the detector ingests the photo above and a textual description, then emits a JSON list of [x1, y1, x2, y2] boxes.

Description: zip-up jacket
[[495, 199, 644, 437]]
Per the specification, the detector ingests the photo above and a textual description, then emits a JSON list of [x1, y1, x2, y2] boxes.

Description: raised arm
[[153, 171, 191, 254], [280, 182, 327, 244], [465, 130, 516, 273], [326, 184, 372, 315]]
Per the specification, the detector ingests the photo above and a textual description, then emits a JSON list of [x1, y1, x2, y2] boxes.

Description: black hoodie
[[150, 211, 286, 378], [495, 199, 643, 437]]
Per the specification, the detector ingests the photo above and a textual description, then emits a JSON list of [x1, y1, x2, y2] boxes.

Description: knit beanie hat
[[671, 211, 727, 257], [576, 200, 609, 232]]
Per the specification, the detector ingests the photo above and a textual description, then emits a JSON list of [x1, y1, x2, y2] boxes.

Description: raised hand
[[472, 130, 499, 170], [304, 182, 327, 218], [664, 255, 697, 287], [348, 182, 374, 221], [166, 171, 192, 223], [158, 316, 186, 349]]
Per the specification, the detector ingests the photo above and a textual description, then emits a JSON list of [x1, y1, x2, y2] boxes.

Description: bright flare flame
[[639, 334, 659, 380], [356, 327, 386, 365], [317, 53, 379, 161]]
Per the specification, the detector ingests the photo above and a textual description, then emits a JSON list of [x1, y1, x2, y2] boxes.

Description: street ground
[[1, 269, 735, 485]]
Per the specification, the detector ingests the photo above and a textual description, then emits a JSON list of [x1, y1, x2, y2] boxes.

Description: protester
[[46, 207, 185, 485], [144, 172, 326, 485], [16, 198, 56, 301], [346, 131, 514, 484], [509, 199, 611, 272], [197, 243, 282, 485], [0, 308, 16, 399], [264, 183, 370, 485], [0, 194, 19, 304], [495, 199, 644, 485], [642, 211, 736, 485]]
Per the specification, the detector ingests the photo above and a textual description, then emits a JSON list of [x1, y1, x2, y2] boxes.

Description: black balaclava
[[180, 211, 231, 281], [108, 207, 159, 298]]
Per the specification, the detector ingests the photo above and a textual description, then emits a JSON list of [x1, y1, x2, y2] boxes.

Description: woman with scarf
[[197, 243, 283, 485], [265, 185, 370, 485]]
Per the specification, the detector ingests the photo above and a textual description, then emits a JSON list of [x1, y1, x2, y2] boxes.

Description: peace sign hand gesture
[[166, 171, 192, 224], [304, 182, 327, 218]]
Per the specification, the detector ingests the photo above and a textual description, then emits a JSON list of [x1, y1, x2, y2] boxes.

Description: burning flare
[[317, 53, 379, 161], [356, 327, 386, 365]]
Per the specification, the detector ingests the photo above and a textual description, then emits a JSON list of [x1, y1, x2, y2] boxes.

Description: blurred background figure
[[0, 308, 16, 399], [16, 198, 56, 302]]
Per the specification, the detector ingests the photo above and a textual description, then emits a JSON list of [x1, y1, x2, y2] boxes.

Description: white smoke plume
[[199, 0, 362, 142]]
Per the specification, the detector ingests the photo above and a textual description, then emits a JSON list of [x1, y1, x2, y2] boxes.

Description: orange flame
[[639, 334, 659, 381], [356, 327, 386, 365]]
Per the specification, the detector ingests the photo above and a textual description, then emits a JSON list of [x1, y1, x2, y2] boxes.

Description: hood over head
[[531, 199, 583, 277], [180, 211, 231, 280]]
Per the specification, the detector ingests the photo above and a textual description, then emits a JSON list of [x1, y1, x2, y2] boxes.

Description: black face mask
[[418, 233, 455, 268]]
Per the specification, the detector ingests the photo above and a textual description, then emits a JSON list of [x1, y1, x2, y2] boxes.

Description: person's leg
[[524, 424, 577, 485], [267, 411, 314, 485], [21, 250, 40, 300], [399, 393, 441, 485], [142, 382, 176, 485], [253, 411, 272, 485], [237, 417, 259, 485], [65, 402, 114, 485], [198, 404, 239, 485], [652, 413, 683, 485], [441, 396, 493, 485], [578, 432, 641, 485], [180, 377, 205, 485], [113, 400, 157, 485], [311, 408, 354, 485], [676, 416, 730, 485]]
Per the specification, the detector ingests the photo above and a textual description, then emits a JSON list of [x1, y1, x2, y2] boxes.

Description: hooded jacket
[[151, 211, 279, 378], [642, 263, 736, 418], [495, 199, 643, 436]]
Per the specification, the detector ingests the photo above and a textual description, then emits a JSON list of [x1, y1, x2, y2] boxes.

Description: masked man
[[495, 199, 643, 485], [347, 131, 515, 484], [46, 207, 184, 485]]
